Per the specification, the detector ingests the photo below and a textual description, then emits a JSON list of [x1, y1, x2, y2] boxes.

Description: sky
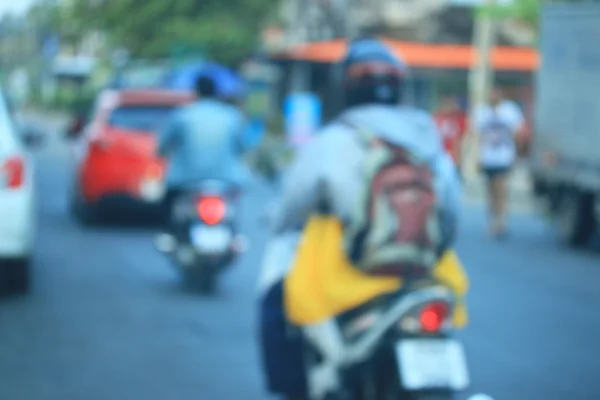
[[0, 0, 37, 18]]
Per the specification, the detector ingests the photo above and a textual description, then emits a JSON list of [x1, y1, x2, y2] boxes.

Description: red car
[[68, 89, 195, 224]]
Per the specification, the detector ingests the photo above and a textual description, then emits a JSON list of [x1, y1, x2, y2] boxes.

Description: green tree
[[63, 0, 276, 66], [479, 0, 541, 30], [26, 0, 84, 51]]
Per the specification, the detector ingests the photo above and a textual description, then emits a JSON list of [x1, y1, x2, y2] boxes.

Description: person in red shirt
[[434, 96, 468, 173]]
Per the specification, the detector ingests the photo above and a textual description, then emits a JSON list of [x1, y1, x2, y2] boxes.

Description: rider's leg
[[483, 168, 497, 233], [259, 280, 307, 399], [493, 171, 510, 233], [484, 168, 510, 235]]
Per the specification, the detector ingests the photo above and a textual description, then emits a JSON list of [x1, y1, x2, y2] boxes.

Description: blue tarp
[[165, 62, 245, 99]]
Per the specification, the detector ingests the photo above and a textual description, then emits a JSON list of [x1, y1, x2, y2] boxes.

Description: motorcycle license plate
[[396, 339, 469, 391], [189, 225, 232, 254]]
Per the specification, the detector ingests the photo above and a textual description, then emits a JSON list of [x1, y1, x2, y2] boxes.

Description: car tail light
[[419, 302, 450, 333], [1, 156, 24, 189], [197, 196, 226, 225], [145, 162, 163, 180]]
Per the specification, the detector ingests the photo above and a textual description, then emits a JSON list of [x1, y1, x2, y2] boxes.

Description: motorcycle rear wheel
[[407, 393, 454, 400], [185, 268, 217, 294]]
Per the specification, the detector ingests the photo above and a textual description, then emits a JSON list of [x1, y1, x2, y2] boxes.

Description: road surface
[[1, 119, 599, 400]]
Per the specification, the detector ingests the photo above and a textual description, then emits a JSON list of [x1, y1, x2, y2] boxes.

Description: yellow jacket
[[284, 215, 469, 327]]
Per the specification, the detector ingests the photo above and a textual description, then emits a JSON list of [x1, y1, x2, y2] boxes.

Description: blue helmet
[[341, 37, 408, 107]]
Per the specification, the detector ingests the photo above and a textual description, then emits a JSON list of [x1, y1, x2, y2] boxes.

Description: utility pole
[[331, 0, 352, 39], [464, 0, 497, 183]]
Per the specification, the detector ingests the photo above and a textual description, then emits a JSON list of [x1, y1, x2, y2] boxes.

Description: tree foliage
[[478, 0, 541, 29], [60, 0, 276, 65]]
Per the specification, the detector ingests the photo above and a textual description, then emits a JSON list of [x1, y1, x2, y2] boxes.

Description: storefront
[[270, 39, 538, 121]]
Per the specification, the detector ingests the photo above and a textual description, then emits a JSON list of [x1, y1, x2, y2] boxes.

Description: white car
[[0, 91, 38, 295]]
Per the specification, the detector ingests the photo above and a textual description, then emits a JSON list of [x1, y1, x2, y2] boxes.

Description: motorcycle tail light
[[398, 300, 451, 334], [1, 156, 24, 189], [419, 302, 450, 333], [197, 196, 226, 225]]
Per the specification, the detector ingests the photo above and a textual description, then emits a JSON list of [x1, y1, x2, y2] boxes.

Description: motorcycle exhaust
[[154, 233, 177, 254]]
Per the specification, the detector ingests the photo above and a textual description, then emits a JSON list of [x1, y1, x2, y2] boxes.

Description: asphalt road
[[1, 119, 600, 400]]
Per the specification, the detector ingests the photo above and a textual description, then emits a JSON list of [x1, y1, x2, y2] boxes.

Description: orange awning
[[280, 38, 538, 71]]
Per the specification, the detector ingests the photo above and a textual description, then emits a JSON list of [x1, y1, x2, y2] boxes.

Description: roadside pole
[[464, 0, 497, 183]]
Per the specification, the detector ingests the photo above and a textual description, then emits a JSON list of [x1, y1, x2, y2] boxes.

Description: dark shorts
[[481, 165, 511, 180], [258, 281, 307, 397]]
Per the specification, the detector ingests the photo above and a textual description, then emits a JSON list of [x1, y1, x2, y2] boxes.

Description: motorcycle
[[154, 180, 247, 293], [298, 284, 470, 400]]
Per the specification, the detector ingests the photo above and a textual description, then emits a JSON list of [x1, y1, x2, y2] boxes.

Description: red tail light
[[197, 196, 226, 225], [1, 156, 24, 189], [420, 302, 449, 333]]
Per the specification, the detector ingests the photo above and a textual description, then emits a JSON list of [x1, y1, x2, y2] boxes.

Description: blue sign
[[242, 80, 270, 150], [244, 119, 265, 150], [42, 35, 59, 59], [283, 92, 322, 146]]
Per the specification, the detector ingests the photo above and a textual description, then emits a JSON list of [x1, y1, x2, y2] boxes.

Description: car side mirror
[[66, 116, 85, 140]]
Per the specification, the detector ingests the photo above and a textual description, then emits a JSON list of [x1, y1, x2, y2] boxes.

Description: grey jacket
[[257, 104, 461, 295], [270, 104, 461, 235]]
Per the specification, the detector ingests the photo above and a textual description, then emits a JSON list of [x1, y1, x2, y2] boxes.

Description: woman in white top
[[474, 86, 525, 237]]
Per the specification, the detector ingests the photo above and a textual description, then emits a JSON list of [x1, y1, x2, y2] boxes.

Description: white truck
[[531, 3, 600, 247]]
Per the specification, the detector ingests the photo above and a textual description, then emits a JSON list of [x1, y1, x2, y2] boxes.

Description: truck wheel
[[9, 257, 31, 295], [556, 191, 596, 247], [0, 258, 31, 297]]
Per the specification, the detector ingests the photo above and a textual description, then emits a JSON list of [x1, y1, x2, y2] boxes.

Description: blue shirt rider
[[257, 37, 461, 400], [157, 75, 250, 218]]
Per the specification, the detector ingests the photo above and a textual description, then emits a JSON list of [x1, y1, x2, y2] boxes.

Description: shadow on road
[[81, 207, 165, 232]]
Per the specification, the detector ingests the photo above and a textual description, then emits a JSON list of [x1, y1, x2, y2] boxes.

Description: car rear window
[[107, 106, 177, 132]]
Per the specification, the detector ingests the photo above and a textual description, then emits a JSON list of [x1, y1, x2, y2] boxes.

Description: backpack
[[343, 122, 444, 279]]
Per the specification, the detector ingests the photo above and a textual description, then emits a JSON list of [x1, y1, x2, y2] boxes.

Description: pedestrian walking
[[472, 85, 525, 238]]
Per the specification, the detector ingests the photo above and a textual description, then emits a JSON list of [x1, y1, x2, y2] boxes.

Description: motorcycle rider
[[257, 37, 461, 400], [157, 74, 250, 222]]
